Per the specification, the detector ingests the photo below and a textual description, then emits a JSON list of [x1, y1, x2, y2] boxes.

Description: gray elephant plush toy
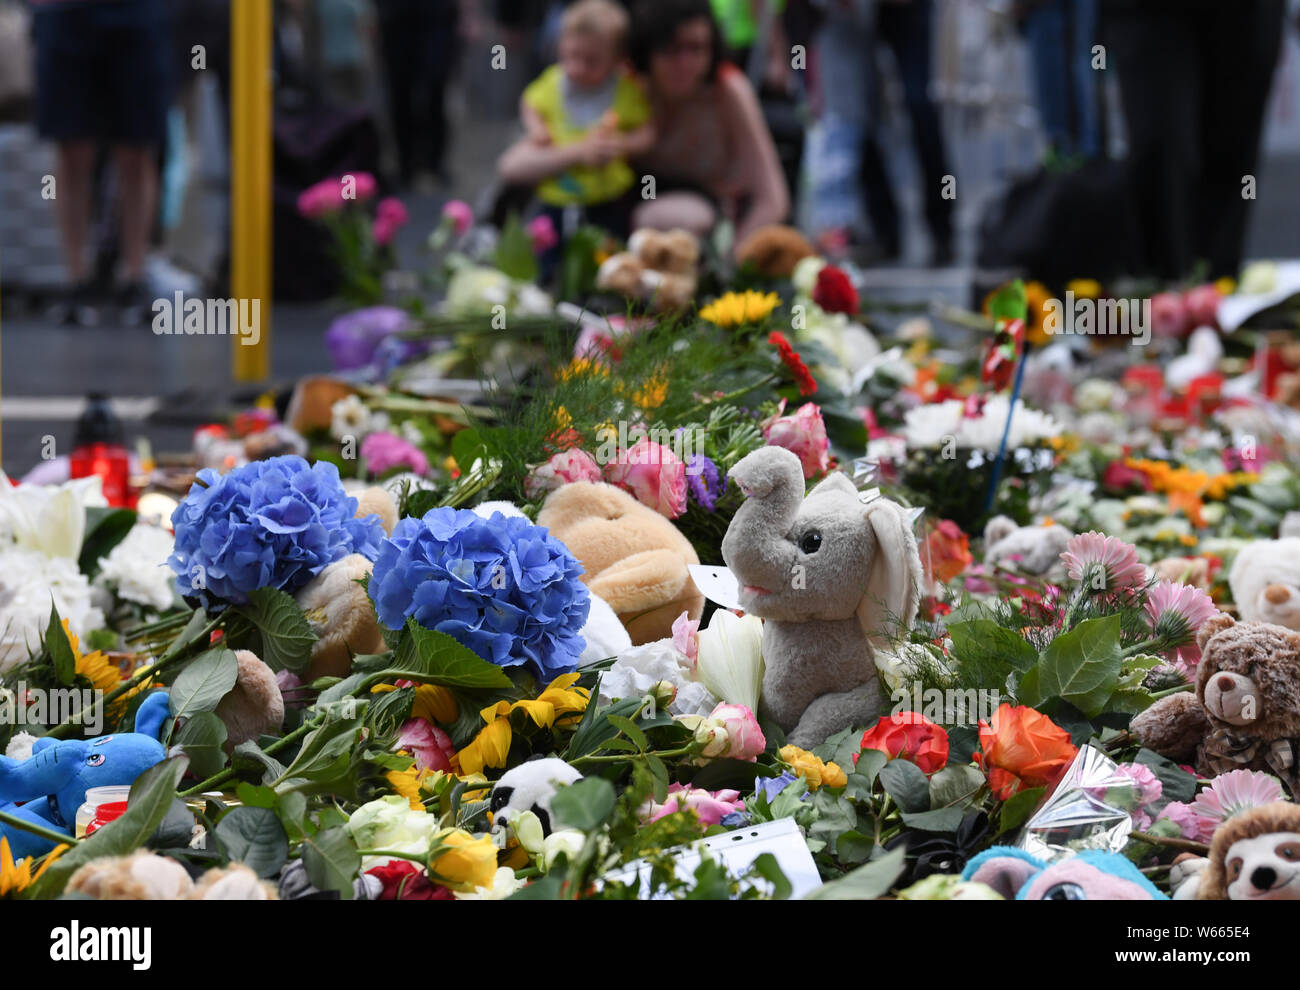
[[720, 446, 923, 748]]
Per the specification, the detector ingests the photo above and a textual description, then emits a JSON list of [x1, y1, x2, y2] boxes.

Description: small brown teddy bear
[[595, 228, 700, 312], [1173, 802, 1300, 899], [1131, 613, 1300, 797], [734, 224, 816, 278], [537, 482, 703, 645]]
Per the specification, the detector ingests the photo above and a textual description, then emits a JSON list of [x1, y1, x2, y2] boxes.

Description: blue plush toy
[[0, 692, 170, 860], [961, 846, 1168, 900]]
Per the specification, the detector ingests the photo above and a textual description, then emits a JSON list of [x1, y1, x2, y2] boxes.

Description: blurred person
[[628, 0, 789, 248], [374, 0, 460, 188], [1015, 0, 1102, 162], [31, 0, 175, 324], [497, 0, 655, 241], [1104, 0, 1286, 280]]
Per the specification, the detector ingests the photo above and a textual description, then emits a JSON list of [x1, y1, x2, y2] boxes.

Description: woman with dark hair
[[627, 0, 789, 249]]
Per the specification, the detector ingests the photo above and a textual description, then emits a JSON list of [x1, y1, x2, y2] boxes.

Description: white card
[[688, 564, 743, 611]]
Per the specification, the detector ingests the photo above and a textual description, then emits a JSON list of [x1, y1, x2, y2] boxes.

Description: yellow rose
[[821, 761, 848, 789], [429, 828, 499, 892], [779, 745, 825, 789]]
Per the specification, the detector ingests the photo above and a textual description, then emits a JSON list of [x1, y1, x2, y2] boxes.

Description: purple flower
[[167, 455, 385, 608], [361, 431, 429, 478], [325, 306, 413, 371], [367, 508, 590, 679], [755, 772, 804, 803], [686, 454, 726, 512]]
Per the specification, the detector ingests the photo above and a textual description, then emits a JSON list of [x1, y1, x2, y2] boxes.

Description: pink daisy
[[1145, 580, 1218, 642], [1059, 531, 1146, 591], [1191, 769, 1285, 832]]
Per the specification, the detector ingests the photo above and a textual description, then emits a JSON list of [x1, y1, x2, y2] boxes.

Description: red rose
[[857, 712, 950, 776], [366, 860, 455, 901], [974, 703, 1077, 800], [812, 264, 859, 315]]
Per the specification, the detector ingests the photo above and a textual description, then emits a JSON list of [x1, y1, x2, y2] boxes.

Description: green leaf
[[274, 718, 363, 786], [158, 607, 210, 663], [878, 760, 931, 813], [391, 621, 513, 690], [835, 831, 874, 866], [45, 604, 76, 686], [1031, 614, 1124, 717], [928, 764, 985, 809], [550, 777, 616, 832], [149, 798, 198, 850], [606, 714, 648, 752], [804, 845, 906, 900], [691, 758, 766, 794], [175, 711, 229, 778], [946, 726, 980, 766], [509, 873, 565, 900], [851, 749, 888, 787], [645, 754, 670, 803], [997, 785, 1046, 833], [27, 756, 189, 899], [234, 783, 278, 809], [948, 619, 1038, 672], [564, 696, 644, 761], [214, 806, 290, 878], [493, 212, 539, 282], [748, 853, 794, 899], [169, 647, 239, 718], [900, 807, 965, 832], [79, 507, 137, 579], [301, 825, 361, 900], [231, 741, 288, 785], [234, 588, 317, 674], [1134, 748, 1197, 807]]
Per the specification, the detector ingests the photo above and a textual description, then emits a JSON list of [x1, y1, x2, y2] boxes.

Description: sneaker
[[48, 280, 101, 327], [114, 281, 154, 326]]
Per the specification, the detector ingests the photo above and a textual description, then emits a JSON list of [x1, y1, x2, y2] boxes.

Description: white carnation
[[0, 548, 104, 673], [95, 523, 177, 611]]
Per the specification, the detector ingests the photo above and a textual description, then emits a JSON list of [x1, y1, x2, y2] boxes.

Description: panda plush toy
[[489, 757, 583, 836]]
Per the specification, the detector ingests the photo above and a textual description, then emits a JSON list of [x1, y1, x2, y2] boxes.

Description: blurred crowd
[[2, 0, 1298, 323]]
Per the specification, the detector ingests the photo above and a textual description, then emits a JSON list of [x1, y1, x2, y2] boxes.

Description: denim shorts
[[33, 0, 174, 144]]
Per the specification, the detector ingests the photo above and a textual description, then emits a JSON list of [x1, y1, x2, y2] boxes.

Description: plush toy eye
[[85, 753, 105, 767], [1228, 858, 1244, 880], [798, 530, 823, 554], [1042, 882, 1086, 900], [489, 786, 514, 814]]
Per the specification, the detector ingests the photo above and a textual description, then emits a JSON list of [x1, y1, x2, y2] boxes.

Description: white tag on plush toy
[[687, 564, 743, 611]]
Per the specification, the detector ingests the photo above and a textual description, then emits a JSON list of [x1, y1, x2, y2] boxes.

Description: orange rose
[[975, 704, 1077, 800], [924, 519, 973, 585], [857, 712, 950, 776]]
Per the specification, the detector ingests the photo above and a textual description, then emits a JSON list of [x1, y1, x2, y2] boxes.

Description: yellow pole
[[231, 0, 272, 382]]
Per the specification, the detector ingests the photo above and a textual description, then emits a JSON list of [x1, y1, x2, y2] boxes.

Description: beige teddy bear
[[537, 482, 703, 645], [595, 228, 699, 312], [1228, 538, 1300, 631], [66, 852, 278, 899]]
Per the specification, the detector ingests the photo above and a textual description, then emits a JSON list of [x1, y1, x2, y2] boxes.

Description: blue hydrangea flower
[[368, 507, 590, 679], [686, 454, 726, 512], [167, 455, 385, 608]]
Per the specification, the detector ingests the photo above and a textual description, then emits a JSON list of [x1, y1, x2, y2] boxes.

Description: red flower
[[924, 519, 973, 584], [544, 427, 584, 453], [811, 264, 859, 315], [768, 331, 818, 396], [366, 860, 454, 900], [1101, 460, 1152, 494], [857, 713, 950, 776], [975, 703, 1077, 800], [981, 318, 1025, 391]]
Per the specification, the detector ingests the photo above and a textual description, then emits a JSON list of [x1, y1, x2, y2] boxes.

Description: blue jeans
[[1023, 0, 1102, 159]]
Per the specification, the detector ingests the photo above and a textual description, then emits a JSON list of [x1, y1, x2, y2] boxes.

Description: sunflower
[[0, 837, 66, 897], [699, 290, 780, 328], [456, 675, 591, 775], [370, 681, 459, 724], [385, 763, 430, 811]]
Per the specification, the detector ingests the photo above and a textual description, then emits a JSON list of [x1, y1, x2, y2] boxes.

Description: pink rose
[[1150, 291, 1189, 339], [528, 214, 559, 253], [524, 449, 603, 500], [762, 402, 830, 479], [604, 438, 687, 518], [1183, 284, 1221, 329], [710, 702, 766, 760], [441, 199, 474, 236], [672, 610, 699, 665], [372, 197, 410, 247], [395, 718, 457, 773], [641, 784, 745, 827]]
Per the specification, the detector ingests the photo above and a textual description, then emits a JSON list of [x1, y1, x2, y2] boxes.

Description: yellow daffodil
[[699, 290, 780, 328], [429, 828, 499, 892], [370, 682, 459, 724], [0, 837, 65, 897], [386, 764, 430, 811], [778, 745, 846, 790]]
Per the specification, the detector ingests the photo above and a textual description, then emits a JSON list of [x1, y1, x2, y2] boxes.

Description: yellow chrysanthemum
[[778, 745, 846, 791], [699, 290, 780, 328], [0, 837, 65, 897]]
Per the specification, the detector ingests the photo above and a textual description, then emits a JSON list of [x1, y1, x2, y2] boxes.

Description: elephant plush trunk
[[0, 741, 88, 804], [721, 447, 805, 592]]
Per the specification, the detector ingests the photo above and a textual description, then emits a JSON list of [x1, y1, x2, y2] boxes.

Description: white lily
[[0, 471, 106, 560], [695, 610, 764, 713]]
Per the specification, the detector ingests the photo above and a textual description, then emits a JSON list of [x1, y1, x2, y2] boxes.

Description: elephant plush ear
[[857, 499, 923, 653]]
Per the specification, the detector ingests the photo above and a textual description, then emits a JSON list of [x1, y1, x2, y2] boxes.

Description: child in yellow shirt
[[517, 0, 655, 238]]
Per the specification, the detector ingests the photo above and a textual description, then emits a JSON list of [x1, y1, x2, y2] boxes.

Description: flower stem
[[1150, 683, 1194, 700], [1131, 830, 1209, 856], [0, 809, 80, 847], [570, 745, 694, 768], [177, 717, 321, 798]]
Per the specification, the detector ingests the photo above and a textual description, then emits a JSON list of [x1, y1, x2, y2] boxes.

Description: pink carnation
[[524, 449, 603, 500], [361, 430, 429, 477], [641, 783, 745, 827], [372, 196, 410, 247], [1156, 801, 1211, 843], [762, 401, 830, 479], [441, 199, 474, 236], [604, 438, 687, 518]]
